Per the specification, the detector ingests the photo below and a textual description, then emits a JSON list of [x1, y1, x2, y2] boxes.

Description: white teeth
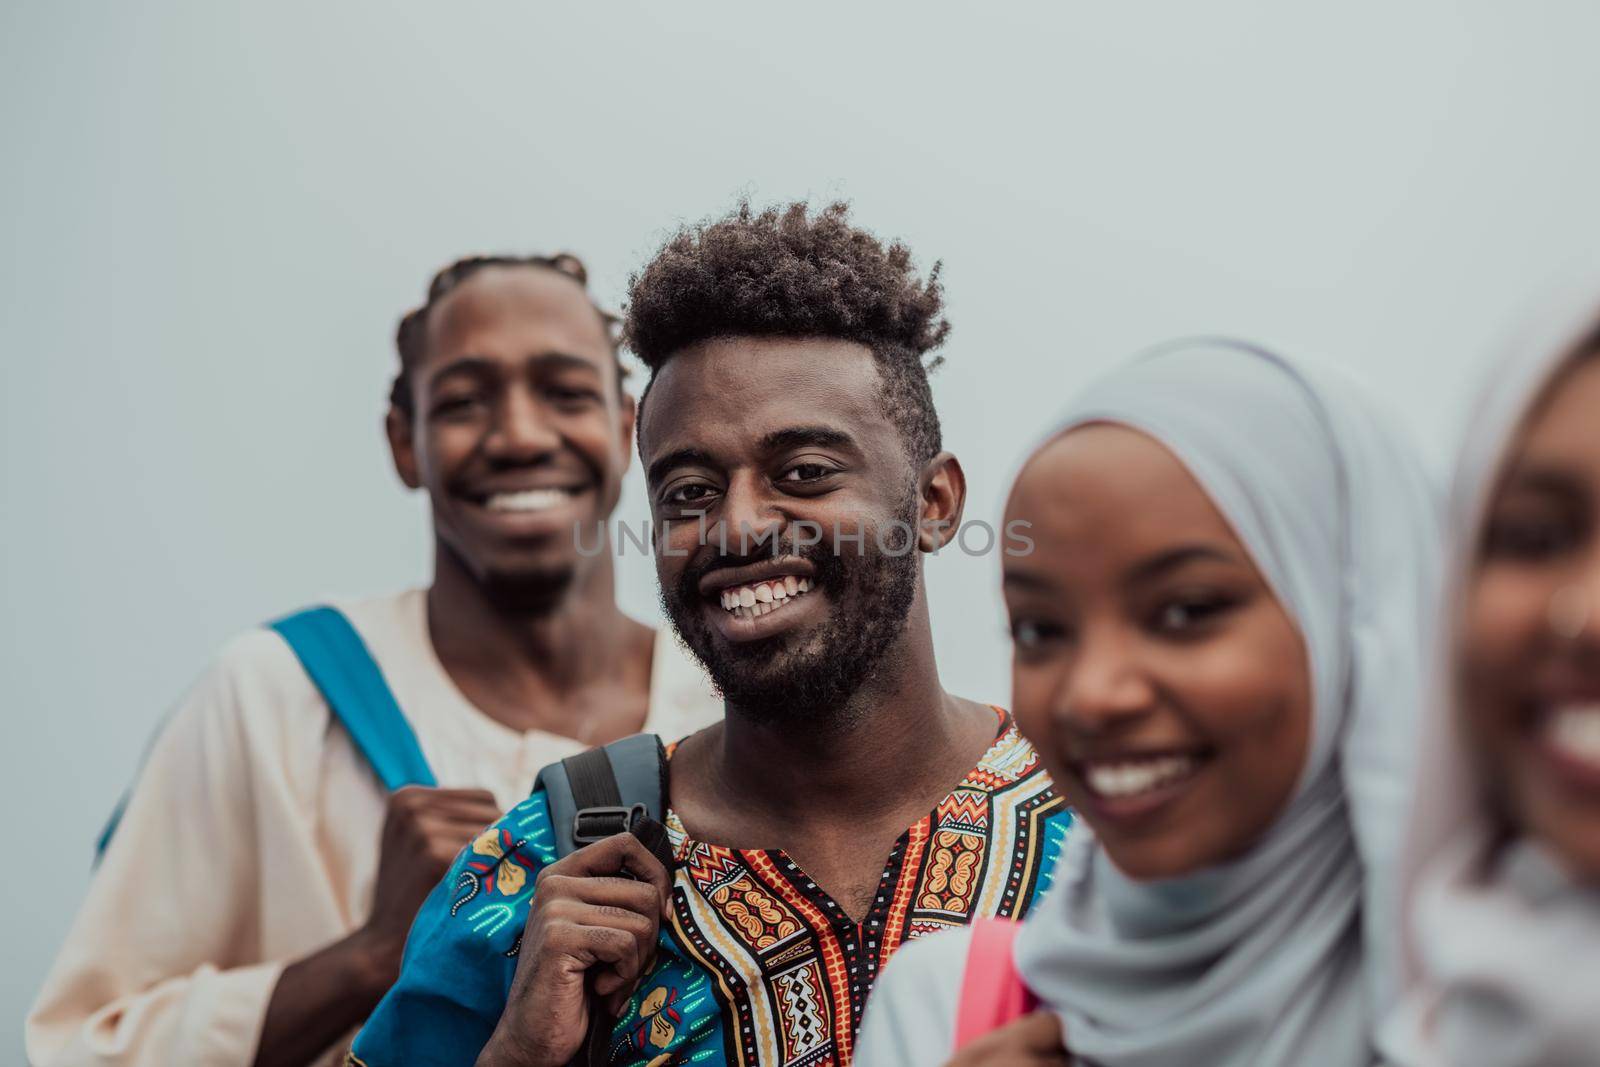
[[720, 577, 814, 617], [1082, 755, 1199, 799], [485, 488, 570, 513], [1548, 705, 1600, 766]]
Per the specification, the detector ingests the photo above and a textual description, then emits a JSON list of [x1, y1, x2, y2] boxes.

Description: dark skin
[[970, 424, 1312, 1064], [944, 1012, 1069, 1067], [1466, 354, 1600, 882], [392, 265, 653, 743], [478, 338, 998, 1067], [1002, 425, 1310, 881], [252, 266, 656, 1067]]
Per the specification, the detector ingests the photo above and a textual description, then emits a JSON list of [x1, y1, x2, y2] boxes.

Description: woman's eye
[[1010, 618, 1066, 650], [1152, 596, 1234, 635], [1484, 515, 1583, 562]]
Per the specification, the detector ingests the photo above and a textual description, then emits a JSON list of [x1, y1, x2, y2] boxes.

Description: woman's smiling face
[[1003, 423, 1312, 880], [1464, 353, 1600, 883]]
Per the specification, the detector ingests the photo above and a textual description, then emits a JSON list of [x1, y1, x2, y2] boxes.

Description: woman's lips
[[1537, 703, 1600, 791], [1069, 750, 1211, 823]]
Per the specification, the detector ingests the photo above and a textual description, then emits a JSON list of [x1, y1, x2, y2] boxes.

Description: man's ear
[[616, 392, 637, 477], [917, 451, 967, 552], [386, 406, 422, 490]]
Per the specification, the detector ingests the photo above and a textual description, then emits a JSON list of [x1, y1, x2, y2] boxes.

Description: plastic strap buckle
[[573, 802, 648, 845]]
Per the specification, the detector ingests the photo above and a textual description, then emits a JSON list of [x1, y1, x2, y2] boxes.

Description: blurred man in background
[[28, 254, 720, 1067]]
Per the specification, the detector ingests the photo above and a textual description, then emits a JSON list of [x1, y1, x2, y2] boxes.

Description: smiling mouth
[[1544, 703, 1600, 768], [1075, 752, 1207, 800], [716, 575, 815, 621], [476, 487, 584, 514]]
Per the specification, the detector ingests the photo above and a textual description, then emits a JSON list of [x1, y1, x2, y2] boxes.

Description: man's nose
[[484, 388, 560, 462], [715, 473, 785, 555]]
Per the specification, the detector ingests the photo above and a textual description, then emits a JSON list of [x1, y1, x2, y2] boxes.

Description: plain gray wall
[[7, 1, 1600, 1057]]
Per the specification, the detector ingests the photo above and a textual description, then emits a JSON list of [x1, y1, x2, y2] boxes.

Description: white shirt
[[853, 926, 970, 1067], [27, 588, 722, 1067]]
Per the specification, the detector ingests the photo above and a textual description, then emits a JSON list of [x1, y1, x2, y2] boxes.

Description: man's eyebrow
[[1125, 544, 1240, 585], [758, 426, 857, 454], [530, 351, 605, 375], [647, 447, 719, 487], [430, 351, 603, 380], [427, 355, 500, 382]]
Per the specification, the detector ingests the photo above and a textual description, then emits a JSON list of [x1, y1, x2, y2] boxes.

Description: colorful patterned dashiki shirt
[[347, 709, 1069, 1067]]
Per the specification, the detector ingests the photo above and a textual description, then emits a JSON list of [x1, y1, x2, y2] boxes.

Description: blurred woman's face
[[1002, 424, 1311, 880], [1465, 354, 1600, 883]]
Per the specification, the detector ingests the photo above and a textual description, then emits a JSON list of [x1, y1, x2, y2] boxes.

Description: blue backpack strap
[[94, 605, 434, 864], [269, 605, 436, 791]]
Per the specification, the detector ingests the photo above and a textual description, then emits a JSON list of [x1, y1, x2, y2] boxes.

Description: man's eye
[[780, 464, 833, 483], [665, 484, 714, 505], [431, 395, 482, 417], [547, 385, 601, 406]]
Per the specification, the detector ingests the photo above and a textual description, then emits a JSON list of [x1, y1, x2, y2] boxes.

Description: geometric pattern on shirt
[[370, 710, 1071, 1067], [661, 709, 1068, 1067]]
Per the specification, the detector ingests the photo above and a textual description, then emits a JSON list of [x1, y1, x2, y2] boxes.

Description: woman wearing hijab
[[855, 339, 1440, 1067], [1383, 298, 1600, 1067]]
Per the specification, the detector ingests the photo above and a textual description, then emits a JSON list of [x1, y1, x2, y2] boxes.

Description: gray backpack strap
[[534, 733, 672, 1067], [535, 732, 671, 867]]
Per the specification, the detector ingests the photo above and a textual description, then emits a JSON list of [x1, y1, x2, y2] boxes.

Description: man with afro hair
[[350, 203, 1068, 1067]]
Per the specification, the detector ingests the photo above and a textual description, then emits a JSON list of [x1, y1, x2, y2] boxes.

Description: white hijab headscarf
[[1383, 292, 1600, 1067], [1014, 339, 1440, 1067]]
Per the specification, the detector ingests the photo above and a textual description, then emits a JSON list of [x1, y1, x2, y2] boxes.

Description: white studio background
[[6, 1, 1600, 1055]]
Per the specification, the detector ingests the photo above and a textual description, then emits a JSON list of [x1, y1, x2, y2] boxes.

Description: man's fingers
[[543, 919, 653, 980], [390, 785, 502, 821], [392, 785, 498, 808], [540, 874, 662, 917], [535, 899, 659, 990], [416, 786, 499, 804], [434, 815, 506, 842], [550, 834, 673, 911], [422, 799, 504, 824], [544, 900, 657, 950]]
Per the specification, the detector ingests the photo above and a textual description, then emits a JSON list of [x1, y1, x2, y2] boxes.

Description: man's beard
[[660, 502, 921, 728], [483, 566, 576, 615], [442, 538, 577, 617]]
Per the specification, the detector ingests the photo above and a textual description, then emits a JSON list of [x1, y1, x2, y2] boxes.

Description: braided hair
[[391, 253, 624, 416]]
